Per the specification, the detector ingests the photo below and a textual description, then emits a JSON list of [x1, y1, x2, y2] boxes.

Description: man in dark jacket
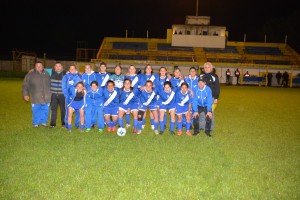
[[45, 62, 66, 128], [199, 62, 220, 131], [22, 61, 51, 127]]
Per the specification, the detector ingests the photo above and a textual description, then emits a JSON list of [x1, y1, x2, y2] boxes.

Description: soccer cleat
[[132, 129, 137, 134], [33, 125, 38, 128], [126, 124, 131, 128], [142, 125, 145, 129], [186, 131, 192, 136], [41, 123, 48, 127], [98, 129, 103, 133], [154, 130, 159, 135], [205, 130, 212, 137], [137, 130, 142, 135], [177, 130, 182, 136], [111, 126, 117, 132], [151, 125, 155, 130], [107, 127, 112, 132], [159, 131, 164, 135], [49, 125, 55, 128], [193, 132, 199, 136], [85, 128, 91, 133]]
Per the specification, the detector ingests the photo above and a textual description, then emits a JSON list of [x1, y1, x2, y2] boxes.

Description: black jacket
[[200, 73, 220, 100]]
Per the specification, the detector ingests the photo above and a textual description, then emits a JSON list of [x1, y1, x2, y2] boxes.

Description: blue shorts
[[175, 104, 189, 115], [119, 103, 139, 112], [139, 103, 157, 111], [159, 103, 175, 112], [68, 99, 84, 110], [104, 106, 119, 116]]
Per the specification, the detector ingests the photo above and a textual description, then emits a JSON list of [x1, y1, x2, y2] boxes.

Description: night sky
[[1, 0, 299, 60]]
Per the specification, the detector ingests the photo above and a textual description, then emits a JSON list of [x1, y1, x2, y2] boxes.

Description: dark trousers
[[193, 106, 212, 134], [226, 76, 230, 83], [50, 93, 66, 126]]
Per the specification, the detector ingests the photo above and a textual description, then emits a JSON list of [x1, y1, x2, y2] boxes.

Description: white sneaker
[[126, 124, 131, 128], [151, 125, 155, 130], [154, 130, 159, 135], [142, 125, 145, 129], [137, 130, 142, 135]]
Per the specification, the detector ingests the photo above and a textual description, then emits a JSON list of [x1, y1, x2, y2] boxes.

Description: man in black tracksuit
[[199, 62, 220, 131], [46, 62, 66, 128]]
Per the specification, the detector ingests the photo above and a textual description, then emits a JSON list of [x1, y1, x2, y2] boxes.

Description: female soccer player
[[137, 80, 158, 135], [158, 81, 176, 135], [66, 81, 86, 132], [103, 80, 120, 132], [118, 79, 139, 133], [170, 67, 184, 91], [175, 82, 192, 136], [85, 81, 104, 132]]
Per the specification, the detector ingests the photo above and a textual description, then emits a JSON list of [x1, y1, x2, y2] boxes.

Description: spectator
[[282, 71, 289, 87], [276, 71, 282, 85], [234, 68, 240, 84], [226, 69, 231, 84], [267, 72, 273, 86], [22, 61, 51, 128], [244, 71, 250, 77]]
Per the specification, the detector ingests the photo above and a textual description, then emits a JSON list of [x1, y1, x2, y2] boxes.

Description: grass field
[[0, 78, 299, 199]]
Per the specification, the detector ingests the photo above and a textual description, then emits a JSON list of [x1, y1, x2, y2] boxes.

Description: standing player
[[137, 80, 159, 135], [175, 82, 192, 136], [82, 64, 97, 92], [96, 62, 111, 88], [157, 81, 176, 135], [118, 79, 139, 133], [170, 67, 184, 91], [103, 80, 120, 132], [138, 64, 159, 129], [62, 65, 82, 128], [85, 81, 105, 132]]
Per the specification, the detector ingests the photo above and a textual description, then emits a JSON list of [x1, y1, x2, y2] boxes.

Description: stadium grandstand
[[90, 15, 300, 87]]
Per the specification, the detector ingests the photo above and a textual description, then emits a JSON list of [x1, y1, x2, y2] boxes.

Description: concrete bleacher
[[245, 46, 283, 55], [109, 55, 147, 60], [112, 42, 148, 50], [157, 56, 193, 62], [203, 46, 238, 53], [157, 43, 193, 52], [254, 60, 290, 65]]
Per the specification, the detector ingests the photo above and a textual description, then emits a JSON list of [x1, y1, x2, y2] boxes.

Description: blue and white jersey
[[184, 75, 199, 93], [192, 85, 213, 112], [138, 73, 158, 88], [157, 75, 169, 90], [139, 88, 157, 106], [82, 71, 97, 92], [175, 90, 192, 106], [119, 88, 139, 106], [67, 87, 86, 109], [158, 89, 176, 106], [170, 77, 184, 91], [103, 87, 120, 108], [124, 74, 139, 89], [62, 72, 82, 97], [86, 88, 103, 106], [96, 72, 111, 88]]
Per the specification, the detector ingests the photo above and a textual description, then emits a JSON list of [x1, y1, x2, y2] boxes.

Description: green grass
[[0, 79, 299, 199]]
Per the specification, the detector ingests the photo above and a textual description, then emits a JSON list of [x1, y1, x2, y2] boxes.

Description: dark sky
[[1, 0, 299, 60]]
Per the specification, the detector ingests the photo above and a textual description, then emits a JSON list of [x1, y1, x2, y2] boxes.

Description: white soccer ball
[[117, 127, 126, 137]]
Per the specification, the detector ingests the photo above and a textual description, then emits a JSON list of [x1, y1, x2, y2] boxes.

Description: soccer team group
[[22, 61, 220, 137]]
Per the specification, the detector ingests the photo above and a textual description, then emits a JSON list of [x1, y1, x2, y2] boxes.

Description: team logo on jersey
[[69, 80, 74, 85]]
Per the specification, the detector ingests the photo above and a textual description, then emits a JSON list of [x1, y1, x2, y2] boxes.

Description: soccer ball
[[117, 127, 126, 137]]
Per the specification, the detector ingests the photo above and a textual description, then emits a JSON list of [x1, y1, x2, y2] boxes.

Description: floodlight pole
[[196, 0, 199, 16]]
